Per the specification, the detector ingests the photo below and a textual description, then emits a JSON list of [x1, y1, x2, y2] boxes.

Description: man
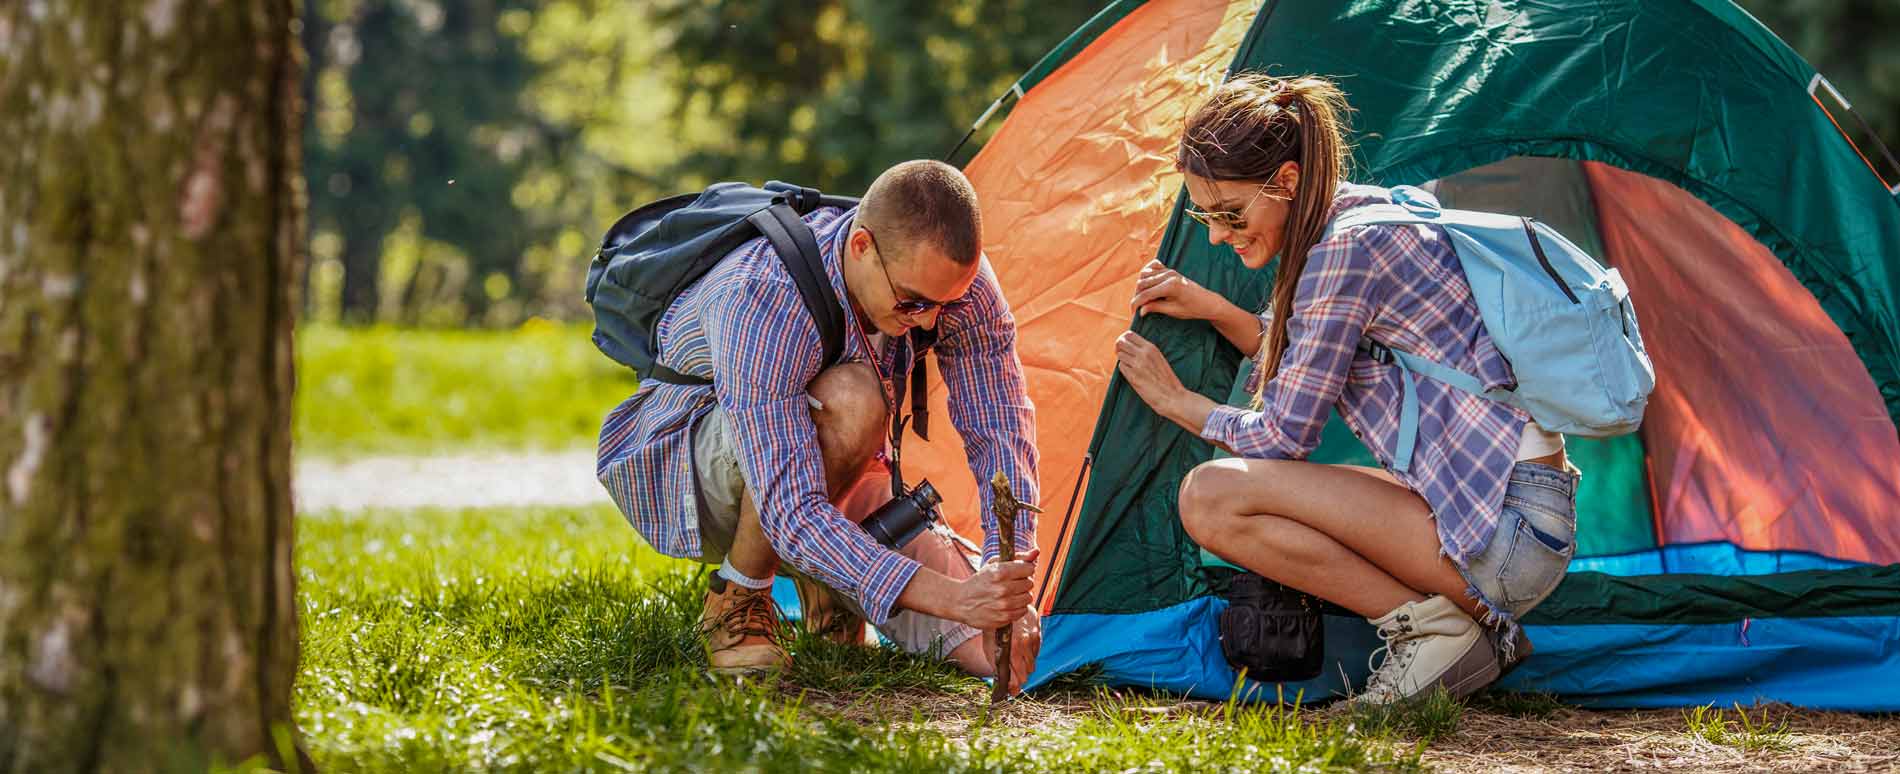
[[597, 160, 1041, 692]]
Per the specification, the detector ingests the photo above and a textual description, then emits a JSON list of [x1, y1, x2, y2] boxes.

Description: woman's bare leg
[[1179, 457, 1482, 620]]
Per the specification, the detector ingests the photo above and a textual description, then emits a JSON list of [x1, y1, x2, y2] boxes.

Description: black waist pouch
[[1217, 572, 1324, 682]]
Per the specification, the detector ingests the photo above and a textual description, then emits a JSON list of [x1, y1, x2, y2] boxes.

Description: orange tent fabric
[[906, 0, 1253, 594]]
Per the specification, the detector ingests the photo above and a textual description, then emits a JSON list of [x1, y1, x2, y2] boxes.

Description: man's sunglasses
[[863, 226, 963, 317], [1183, 182, 1289, 232]]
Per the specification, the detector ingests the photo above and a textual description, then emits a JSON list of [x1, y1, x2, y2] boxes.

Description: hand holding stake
[[988, 471, 1040, 706]]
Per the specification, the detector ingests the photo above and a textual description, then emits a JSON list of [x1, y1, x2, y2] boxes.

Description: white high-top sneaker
[[1351, 595, 1501, 705]]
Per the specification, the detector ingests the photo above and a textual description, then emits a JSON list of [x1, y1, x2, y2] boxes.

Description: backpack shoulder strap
[[1323, 185, 1440, 233], [1360, 338, 1523, 474], [746, 201, 846, 370], [1328, 200, 1523, 235], [894, 327, 938, 442]]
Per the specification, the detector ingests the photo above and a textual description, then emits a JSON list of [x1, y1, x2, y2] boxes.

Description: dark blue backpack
[[586, 181, 937, 438], [586, 182, 860, 384]]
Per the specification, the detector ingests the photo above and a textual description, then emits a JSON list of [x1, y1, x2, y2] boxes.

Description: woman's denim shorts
[[1456, 460, 1580, 630]]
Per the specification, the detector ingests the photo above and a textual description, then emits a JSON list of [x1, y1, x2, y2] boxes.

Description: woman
[[1114, 74, 1579, 704]]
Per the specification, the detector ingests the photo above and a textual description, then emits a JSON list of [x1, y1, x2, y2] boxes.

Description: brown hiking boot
[[793, 574, 869, 646], [700, 575, 788, 675]]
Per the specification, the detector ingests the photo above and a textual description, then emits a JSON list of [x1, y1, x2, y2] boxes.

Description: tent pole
[[944, 84, 1023, 166], [1035, 452, 1093, 611]]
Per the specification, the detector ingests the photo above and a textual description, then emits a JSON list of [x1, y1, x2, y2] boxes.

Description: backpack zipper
[[1522, 218, 1580, 305]]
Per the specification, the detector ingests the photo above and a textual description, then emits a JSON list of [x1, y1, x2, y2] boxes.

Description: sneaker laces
[[1362, 614, 1416, 699]]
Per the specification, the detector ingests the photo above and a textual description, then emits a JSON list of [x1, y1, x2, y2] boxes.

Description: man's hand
[[955, 548, 1039, 630], [986, 607, 1042, 696]]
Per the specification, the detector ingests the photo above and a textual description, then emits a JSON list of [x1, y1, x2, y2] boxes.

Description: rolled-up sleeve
[[703, 278, 920, 624], [934, 259, 1040, 564], [1201, 232, 1381, 459]]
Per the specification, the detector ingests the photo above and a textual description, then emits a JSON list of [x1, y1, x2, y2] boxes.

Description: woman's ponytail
[[1177, 74, 1352, 408]]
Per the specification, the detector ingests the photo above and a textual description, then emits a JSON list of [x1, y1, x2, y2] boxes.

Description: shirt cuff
[[853, 549, 924, 626], [1201, 404, 1248, 447], [980, 516, 1038, 566]]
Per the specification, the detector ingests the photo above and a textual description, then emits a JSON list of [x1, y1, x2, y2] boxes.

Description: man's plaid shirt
[[597, 206, 1038, 625], [1202, 185, 1531, 565]]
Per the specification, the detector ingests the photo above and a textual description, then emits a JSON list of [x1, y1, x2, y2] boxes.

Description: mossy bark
[[0, 1, 307, 770]]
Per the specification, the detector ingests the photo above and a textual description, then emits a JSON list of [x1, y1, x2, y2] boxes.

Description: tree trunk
[[0, 1, 307, 771]]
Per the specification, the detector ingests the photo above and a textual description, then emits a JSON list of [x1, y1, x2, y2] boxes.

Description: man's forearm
[[894, 566, 964, 621]]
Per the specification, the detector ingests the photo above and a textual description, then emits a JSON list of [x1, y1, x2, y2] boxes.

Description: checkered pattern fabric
[[597, 207, 1038, 624], [1202, 185, 1530, 565]]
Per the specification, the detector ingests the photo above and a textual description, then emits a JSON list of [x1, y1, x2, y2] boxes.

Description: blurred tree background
[[301, 0, 1102, 327], [300, 0, 1898, 329], [1733, 0, 1900, 168]]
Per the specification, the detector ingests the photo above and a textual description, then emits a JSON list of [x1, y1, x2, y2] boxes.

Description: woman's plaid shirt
[[596, 207, 1039, 625], [1201, 185, 1531, 565]]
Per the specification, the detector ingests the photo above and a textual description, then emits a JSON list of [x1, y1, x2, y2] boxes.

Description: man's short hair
[[858, 160, 982, 266]]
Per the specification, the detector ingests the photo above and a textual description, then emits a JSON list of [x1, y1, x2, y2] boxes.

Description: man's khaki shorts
[[691, 406, 982, 657]]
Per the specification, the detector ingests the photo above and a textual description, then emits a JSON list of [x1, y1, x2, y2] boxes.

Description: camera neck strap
[[885, 330, 934, 498]]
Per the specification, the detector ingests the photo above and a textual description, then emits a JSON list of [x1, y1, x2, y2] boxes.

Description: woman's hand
[[1130, 260, 1268, 356], [1117, 331, 1220, 434], [1130, 260, 1222, 321], [1116, 331, 1190, 416]]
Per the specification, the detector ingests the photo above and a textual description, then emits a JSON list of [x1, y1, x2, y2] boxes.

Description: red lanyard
[[845, 310, 897, 418]]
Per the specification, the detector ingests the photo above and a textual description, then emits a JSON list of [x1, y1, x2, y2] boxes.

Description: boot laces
[[718, 588, 782, 642]]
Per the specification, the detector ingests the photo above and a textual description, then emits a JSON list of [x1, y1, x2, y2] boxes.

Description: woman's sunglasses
[[863, 226, 963, 316], [1183, 183, 1289, 232]]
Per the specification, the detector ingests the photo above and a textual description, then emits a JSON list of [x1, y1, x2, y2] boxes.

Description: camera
[[861, 479, 943, 549]]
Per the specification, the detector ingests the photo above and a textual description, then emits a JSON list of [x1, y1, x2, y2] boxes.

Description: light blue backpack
[[1325, 185, 1655, 473]]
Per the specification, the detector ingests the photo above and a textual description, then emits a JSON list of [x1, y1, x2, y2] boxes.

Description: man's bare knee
[[809, 362, 889, 492]]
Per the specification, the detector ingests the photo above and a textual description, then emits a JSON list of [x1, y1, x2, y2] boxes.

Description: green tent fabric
[[943, 0, 1900, 709], [1052, 0, 1900, 618], [1259, 0, 1900, 417]]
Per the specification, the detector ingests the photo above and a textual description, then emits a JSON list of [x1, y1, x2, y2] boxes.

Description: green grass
[[295, 504, 1427, 772], [294, 322, 638, 457], [1471, 689, 1567, 719], [1683, 703, 1793, 752], [1347, 687, 1466, 744]]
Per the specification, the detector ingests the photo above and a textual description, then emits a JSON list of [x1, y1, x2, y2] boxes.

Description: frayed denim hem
[[1462, 582, 1520, 663]]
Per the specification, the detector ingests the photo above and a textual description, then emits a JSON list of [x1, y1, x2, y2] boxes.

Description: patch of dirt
[[295, 450, 607, 512], [789, 684, 1103, 739], [1418, 705, 1900, 774], [795, 686, 1900, 773]]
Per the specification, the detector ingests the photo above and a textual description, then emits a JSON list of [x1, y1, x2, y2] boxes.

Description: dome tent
[[899, 0, 1900, 709]]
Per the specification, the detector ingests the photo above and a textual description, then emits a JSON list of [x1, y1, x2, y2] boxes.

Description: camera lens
[[911, 481, 942, 510], [860, 480, 943, 550]]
